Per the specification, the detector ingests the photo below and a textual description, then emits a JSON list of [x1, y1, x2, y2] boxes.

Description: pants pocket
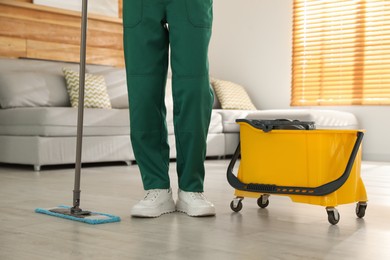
[[185, 0, 213, 28], [123, 0, 143, 28]]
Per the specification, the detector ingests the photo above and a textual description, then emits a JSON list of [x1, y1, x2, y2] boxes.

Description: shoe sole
[[131, 201, 176, 218], [131, 209, 176, 218], [176, 200, 216, 217]]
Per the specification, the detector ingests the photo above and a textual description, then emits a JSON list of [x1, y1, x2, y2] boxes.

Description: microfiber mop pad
[[35, 205, 121, 225]]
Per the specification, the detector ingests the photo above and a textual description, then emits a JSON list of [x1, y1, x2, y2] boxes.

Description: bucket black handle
[[227, 131, 364, 196], [236, 119, 316, 132]]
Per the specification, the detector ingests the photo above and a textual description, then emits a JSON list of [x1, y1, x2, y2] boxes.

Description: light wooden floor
[[0, 160, 389, 260]]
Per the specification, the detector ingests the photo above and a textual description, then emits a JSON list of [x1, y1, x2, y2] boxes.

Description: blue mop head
[[35, 205, 121, 224]]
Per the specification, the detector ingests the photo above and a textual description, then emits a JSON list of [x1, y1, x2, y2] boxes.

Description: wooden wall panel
[[0, 17, 122, 50], [27, 39, 124, 67], [0, 3, 123, 33], [119, 0, 123, 18], [0, 36, 26, 57], [0, 0, 124, 67]]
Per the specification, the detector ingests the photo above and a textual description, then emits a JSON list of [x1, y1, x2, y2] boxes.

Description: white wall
[[33, 0, 119, 17], [209, 0, 390, 162]]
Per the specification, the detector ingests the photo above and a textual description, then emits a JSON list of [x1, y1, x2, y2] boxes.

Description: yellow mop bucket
[[227, 119, 367, 224]]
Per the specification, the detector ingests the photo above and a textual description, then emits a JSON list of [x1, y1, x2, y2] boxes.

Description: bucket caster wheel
[[230, 197, 243, 212], [356, 202, 367, 218], [326, 207, 340, 225], [257, 194, 269, 208]]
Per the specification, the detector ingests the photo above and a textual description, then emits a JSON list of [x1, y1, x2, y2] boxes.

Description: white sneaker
[[176, 189, 216, 217], [131, 188, 176, 217]]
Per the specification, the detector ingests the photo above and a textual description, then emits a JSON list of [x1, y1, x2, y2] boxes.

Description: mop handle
[[73, 0, 88, 210]]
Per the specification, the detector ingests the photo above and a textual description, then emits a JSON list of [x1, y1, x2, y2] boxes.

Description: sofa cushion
[[63, 68, 112, 109], [211, 79, 256, 110], [0, 58, 130, 109], [245, 109, 359, 129], [213, 109, 255, 133], [0, 107, 129, 136], [0, 71, 70, 108], [0, 58, 80, 75], [0, 107, 223, 136], [86, 65, 129, 109], [165, 77, 174, 110], [102, 69, 129, 108]]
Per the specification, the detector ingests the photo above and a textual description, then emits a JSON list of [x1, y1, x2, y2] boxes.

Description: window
[[291, 0, 390, 106]]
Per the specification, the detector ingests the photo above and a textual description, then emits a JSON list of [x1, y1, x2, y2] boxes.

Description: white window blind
[[291, 0, 390, 106]]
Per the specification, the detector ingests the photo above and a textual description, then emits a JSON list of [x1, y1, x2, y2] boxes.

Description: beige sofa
[[0, 58, 359, 171]]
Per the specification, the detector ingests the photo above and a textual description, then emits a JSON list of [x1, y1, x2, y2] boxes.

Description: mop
[[35, 0, 121, 224]]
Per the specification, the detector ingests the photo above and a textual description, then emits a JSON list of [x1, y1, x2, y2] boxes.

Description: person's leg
[[166, 0, 215, 216], [123, 0, 174, 217]]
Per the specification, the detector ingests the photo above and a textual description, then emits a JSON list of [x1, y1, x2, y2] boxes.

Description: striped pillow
[[211, 79, 256, 110], [63, 68, 112, 109]]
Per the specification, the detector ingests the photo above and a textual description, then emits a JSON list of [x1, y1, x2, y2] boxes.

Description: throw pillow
[[63, 68, 112, 109], [211, 79, 256, 110], [102, 69, 129, 109], [0, 72, 70, 109]]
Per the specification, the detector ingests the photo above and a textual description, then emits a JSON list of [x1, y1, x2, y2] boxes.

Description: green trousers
[[123, 0, 214, 192]]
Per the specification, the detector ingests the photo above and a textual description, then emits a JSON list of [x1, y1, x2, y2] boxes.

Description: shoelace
[[143, 190, 161, 201]]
